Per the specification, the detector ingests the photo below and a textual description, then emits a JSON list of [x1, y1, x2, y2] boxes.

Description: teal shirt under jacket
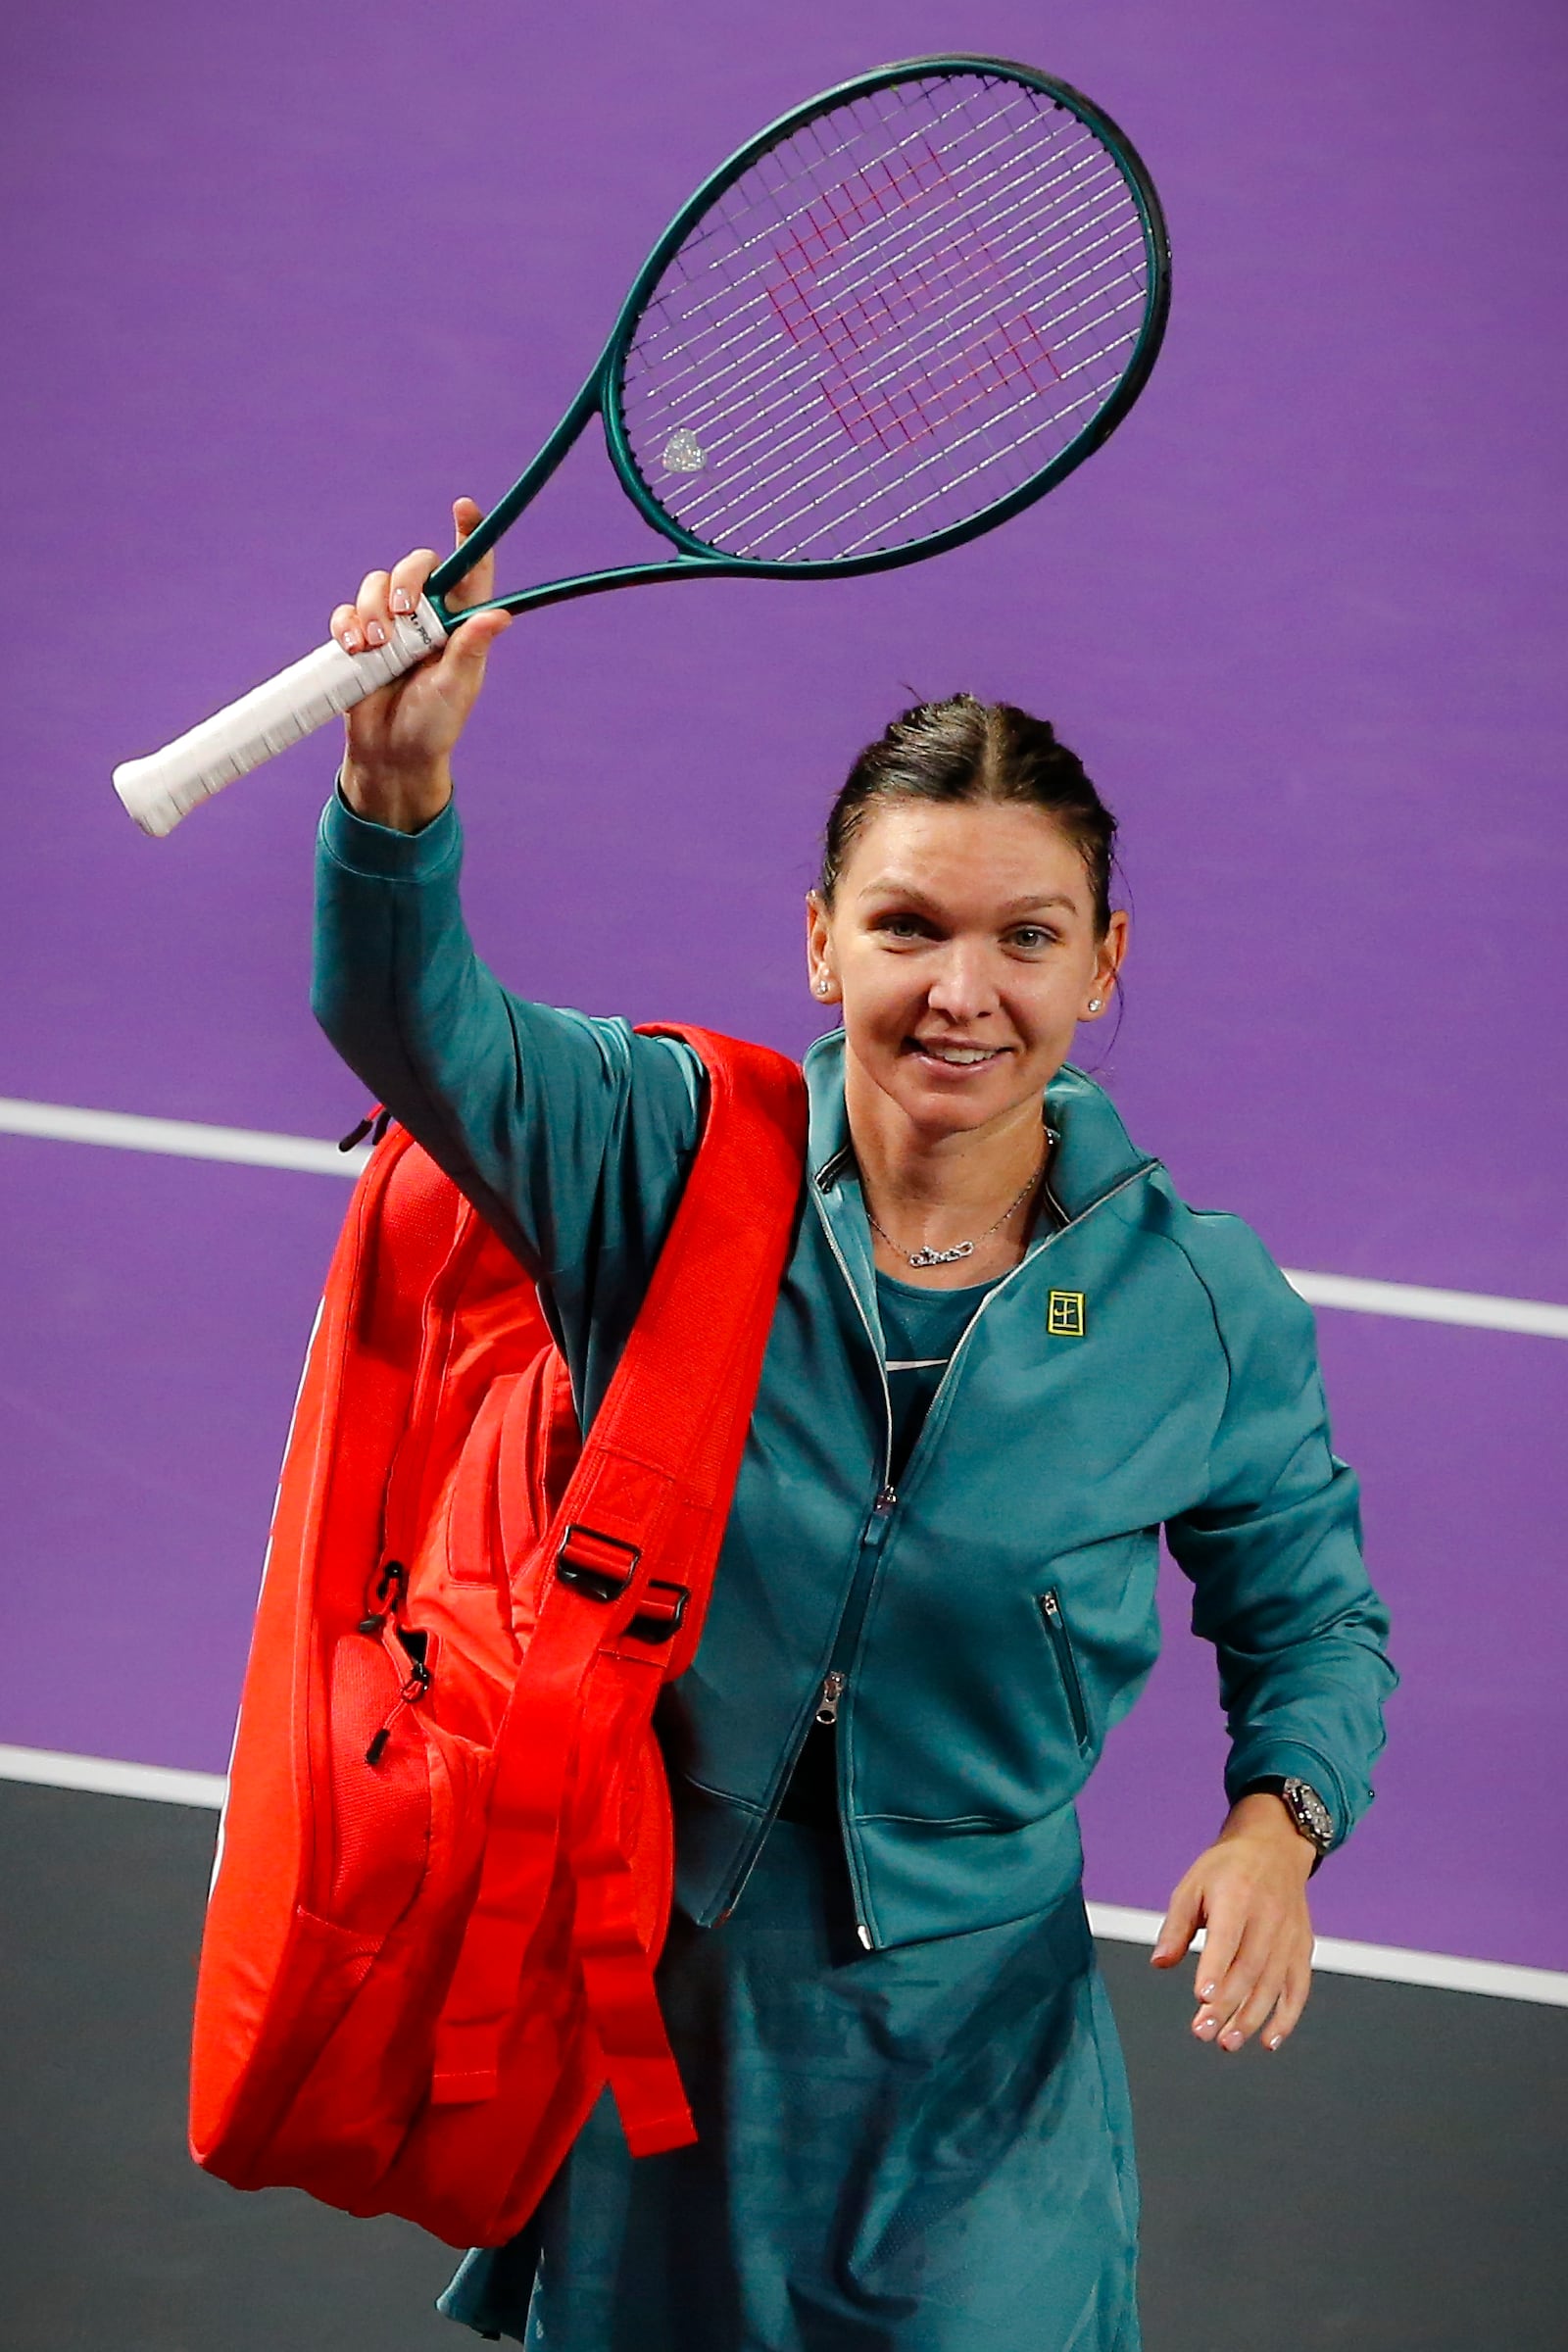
[[314, 790, 1398, 1951]]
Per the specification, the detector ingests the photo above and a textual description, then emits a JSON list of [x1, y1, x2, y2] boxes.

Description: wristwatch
[[1239, 1774, 1334, 1868]]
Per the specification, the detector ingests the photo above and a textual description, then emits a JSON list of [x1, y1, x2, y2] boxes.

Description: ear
[[1081, 908, 1129, 1020], [804, 890, 839, 1004]]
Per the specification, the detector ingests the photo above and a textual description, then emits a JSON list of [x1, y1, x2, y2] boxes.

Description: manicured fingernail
[[1221, 2029, 1243, 2049], [390, 587, 412, 614], [365, 621, 386, 647], [1266, 2034, 1283, 2050], [1195, 2017, 1218, 2038], [341, 628, 363, 653], [1199, 1982, 1216, 2000]]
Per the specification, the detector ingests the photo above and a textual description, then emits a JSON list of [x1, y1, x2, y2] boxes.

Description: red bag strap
[[566, 1665, 692, 2152], [429, 1027, 806, 2111]]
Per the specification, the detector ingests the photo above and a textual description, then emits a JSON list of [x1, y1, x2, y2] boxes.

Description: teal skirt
[[437, 1817, 1142, 2350]]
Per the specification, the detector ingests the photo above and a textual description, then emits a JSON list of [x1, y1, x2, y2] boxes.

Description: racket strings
[[636, 124, 1114, 438], [729, 232, 1151, 533], [666, 84, 1006, 289], [678, 293, 1135, 558], [704, 301, 1146, 564], [638, 82, 1019, 336], [804, 346, 1141, 560], [632, 90, 1081, 394], [628, 96, 1103, 466], [649, 85, 1044, 343], [665, 176, 1141, 512], [617, 72, 1154, 564], [704, 322, 1136, 564]]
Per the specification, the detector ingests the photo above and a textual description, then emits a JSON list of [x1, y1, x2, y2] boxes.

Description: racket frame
[[425, 55, 1171, 629]]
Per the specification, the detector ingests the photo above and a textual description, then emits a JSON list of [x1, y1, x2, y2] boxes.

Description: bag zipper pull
[[358, 1558, 408, 1637], [366, 1658, 431, 1765], [338, 1105, 393, 1152], [815, 1671, 846, 1726]]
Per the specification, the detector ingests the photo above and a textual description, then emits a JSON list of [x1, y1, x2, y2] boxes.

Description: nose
[[923, 939, 1000, 1025]]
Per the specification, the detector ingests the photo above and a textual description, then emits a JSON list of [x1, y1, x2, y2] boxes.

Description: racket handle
[[112, 594, 447, 837]]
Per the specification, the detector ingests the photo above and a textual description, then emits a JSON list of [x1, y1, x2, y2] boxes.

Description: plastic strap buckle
[[625, 1580, 690, 1646], [556, 1524, 642, 1605]]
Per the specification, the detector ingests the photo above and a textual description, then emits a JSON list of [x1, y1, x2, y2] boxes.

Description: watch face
[[1284, 1776, 1334, 1848]]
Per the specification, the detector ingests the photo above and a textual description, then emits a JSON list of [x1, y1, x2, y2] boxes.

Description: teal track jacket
[[314, 790, 1398, 1951]]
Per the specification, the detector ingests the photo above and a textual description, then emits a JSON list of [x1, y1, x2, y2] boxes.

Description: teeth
[[920, 1046, 996, 1064]]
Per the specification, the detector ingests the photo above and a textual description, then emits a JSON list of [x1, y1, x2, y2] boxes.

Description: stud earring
[[1088, 998, 1102, 1012], [816, 978, 831, 996]]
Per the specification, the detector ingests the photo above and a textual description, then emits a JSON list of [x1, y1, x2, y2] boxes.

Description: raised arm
[[311, 506, 704, 1415]]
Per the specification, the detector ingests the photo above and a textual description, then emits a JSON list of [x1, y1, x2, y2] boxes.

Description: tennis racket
[[113, 55, 1170, 838]]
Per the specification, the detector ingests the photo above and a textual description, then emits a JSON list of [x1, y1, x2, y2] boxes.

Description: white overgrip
[[112, 595, 447, 838]]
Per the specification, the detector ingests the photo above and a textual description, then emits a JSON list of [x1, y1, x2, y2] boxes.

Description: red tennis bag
[[189, 1026, 806, 2247]]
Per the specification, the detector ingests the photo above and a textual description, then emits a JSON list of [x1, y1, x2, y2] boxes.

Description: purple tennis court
[[2, 2, 1563, 2346]]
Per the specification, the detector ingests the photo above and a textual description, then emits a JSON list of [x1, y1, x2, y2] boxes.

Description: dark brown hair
[[818, 694, 1118, 936]]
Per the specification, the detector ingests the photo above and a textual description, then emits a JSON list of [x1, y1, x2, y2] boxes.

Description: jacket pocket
[[1038, 1588, 1093, 1752]]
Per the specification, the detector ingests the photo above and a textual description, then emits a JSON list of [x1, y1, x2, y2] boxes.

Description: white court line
[[0, 1096, 369, 1178], [1, 1745, 1560, 2006], [0, 1741, 226, 1810], [3, 1095, 1565, 1341], [1283, 1267, 1568, 1341]]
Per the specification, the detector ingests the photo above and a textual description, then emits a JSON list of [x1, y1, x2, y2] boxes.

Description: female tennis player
[[311, 505, 1398, 2350]]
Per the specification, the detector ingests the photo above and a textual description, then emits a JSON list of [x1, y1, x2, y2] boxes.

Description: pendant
[[907, 1240, 975, 1267]]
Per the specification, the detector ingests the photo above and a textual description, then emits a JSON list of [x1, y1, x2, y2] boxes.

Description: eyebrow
[[858, 879, 1081, 916]]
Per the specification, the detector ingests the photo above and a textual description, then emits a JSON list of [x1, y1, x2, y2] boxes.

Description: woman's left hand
[[1148, 1793, 1317, 2052]]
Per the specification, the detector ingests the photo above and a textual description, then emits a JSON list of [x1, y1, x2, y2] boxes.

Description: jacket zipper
[[714, 1154, 1157, 1943], [1039, 1588, 1092, 1751], [711, 1204, 897, 1939]]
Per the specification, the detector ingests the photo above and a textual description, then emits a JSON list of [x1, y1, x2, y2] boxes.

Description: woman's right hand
[[333, 495, 513, 833]]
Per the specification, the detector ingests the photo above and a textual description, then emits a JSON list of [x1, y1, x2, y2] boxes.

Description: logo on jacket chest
[[1047, 1290, 1087, 1339]]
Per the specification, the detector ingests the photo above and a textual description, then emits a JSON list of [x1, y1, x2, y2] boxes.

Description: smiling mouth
[[906, 1039, 1009, 1070]]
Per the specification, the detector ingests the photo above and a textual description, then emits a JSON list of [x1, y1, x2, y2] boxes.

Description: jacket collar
[[802, 1028, 1152, 1224]]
